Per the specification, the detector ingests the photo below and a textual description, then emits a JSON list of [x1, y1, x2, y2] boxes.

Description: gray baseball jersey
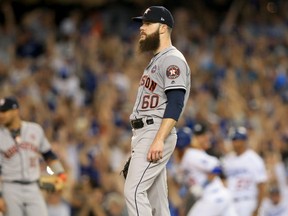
[[0, 121, 51, 181], [130, 46, 190, 120], [0, 121, 51, 216]]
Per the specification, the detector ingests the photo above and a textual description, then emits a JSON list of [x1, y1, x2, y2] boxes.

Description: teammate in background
[[259, 151, 288, 216], [0, 97, 67, 216], [180, 122, 237, 216], [259, 185, 288, 216], [222, 126, 268, 216], [167, 126, 193, 216], [124, 6, 191, 216]]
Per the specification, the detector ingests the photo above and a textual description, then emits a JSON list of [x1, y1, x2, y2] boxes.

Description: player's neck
[[236, 148, 246, 156], [191, 141, 204, 150], [7, 118, 21, 132], [153, 39, 172, 55]]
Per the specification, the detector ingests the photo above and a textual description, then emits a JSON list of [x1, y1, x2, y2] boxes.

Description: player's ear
[[159, 24, 168, 34]]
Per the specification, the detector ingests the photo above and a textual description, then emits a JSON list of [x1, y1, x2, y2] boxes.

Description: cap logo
[[161, 17, 165, 21], [144, 8, 151, 15], [151, 65, 157, 73], [237, 127, 247, 134], [195, 124, 202, 131], [0, 99, 4, 106]]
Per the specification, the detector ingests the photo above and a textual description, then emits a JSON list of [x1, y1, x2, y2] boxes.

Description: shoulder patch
[[151, 65, 157, 73], [166, 65, 180, 79]]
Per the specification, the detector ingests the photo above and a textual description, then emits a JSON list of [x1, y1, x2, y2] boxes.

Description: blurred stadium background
[[1, 0, 288, 215]]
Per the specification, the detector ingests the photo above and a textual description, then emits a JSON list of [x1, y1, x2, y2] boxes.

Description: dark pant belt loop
[[9, 180, 37, 185], [131, 118, 154, 129], [146, 118, 154, 125]]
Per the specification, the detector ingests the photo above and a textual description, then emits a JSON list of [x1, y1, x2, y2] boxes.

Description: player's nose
[[140, 23, 147, 31]]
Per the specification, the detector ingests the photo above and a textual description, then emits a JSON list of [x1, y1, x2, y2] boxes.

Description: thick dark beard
[[139, 29, 160, 53]]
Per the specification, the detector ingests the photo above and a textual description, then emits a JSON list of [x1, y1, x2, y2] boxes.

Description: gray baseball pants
[[124, 120, 176, 216]]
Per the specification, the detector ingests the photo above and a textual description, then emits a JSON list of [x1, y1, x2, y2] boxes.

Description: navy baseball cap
[[229, 126, 247, 141], [193, 122, 207, 136], [132, 6, 174, 28], [0, 97, 19, 112], [176, 127, 192, 150], [269, 186, 280, 195]]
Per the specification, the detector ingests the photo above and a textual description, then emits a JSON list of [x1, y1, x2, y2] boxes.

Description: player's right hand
[[147, 140, 164, 162], [0, 197, 6, 213]]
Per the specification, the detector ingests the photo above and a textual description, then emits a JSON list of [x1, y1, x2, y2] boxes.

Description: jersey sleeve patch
[[151, 65, 157, 73], [166, 65, 180, 79]]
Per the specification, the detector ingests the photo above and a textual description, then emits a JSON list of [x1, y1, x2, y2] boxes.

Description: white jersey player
[[180, 122, 237, 216], [222, 126, 268, 216], [260, 154, 288, 216], [259, 186, 288, 216]]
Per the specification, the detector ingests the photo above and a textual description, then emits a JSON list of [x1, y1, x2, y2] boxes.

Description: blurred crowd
[[1, 0, 288, 215]]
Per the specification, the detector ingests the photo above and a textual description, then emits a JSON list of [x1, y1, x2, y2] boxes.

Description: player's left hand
[[147, 140, 164, 162], [39, 173, 67, 192]]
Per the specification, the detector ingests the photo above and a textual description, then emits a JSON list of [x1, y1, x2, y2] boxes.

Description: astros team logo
[[166, 65, 180, 79]]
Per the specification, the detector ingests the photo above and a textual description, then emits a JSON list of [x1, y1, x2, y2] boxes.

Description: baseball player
[[259, 185, 288, 216], [0, 97, 67, 216], [167, 126, 193, 216], [222, 126, 268, 216], [180, 122, 238, 216], [123, 6, 191, 216]]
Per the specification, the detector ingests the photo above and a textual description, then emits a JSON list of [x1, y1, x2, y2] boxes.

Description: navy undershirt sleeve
[[42, 150, 58, 161], [163, 89, 185, 121]]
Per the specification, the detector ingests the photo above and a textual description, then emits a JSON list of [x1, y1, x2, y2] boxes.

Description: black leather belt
[[10, 180, 37, 185], [130, 118, 154, 129]]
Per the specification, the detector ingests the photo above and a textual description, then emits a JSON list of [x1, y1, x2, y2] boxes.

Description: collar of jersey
[[147, 46, 175, 69]]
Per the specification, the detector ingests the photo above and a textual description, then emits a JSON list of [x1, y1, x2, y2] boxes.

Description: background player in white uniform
[[124, 6, 191, 216], [222, 126, 268, 216], [180, 122, 237, 216], [167, 126, 193, 216], [0, 97, 67, 216], [259, 186, 288, 216], [259, 152, 288, 216]]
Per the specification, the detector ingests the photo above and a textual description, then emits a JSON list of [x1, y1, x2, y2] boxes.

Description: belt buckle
[[131, 119, 144, 129]]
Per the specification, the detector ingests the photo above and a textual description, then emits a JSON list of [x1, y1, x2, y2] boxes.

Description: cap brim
[[0, 108, 12, 112], [132, 16, 144, 22]]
